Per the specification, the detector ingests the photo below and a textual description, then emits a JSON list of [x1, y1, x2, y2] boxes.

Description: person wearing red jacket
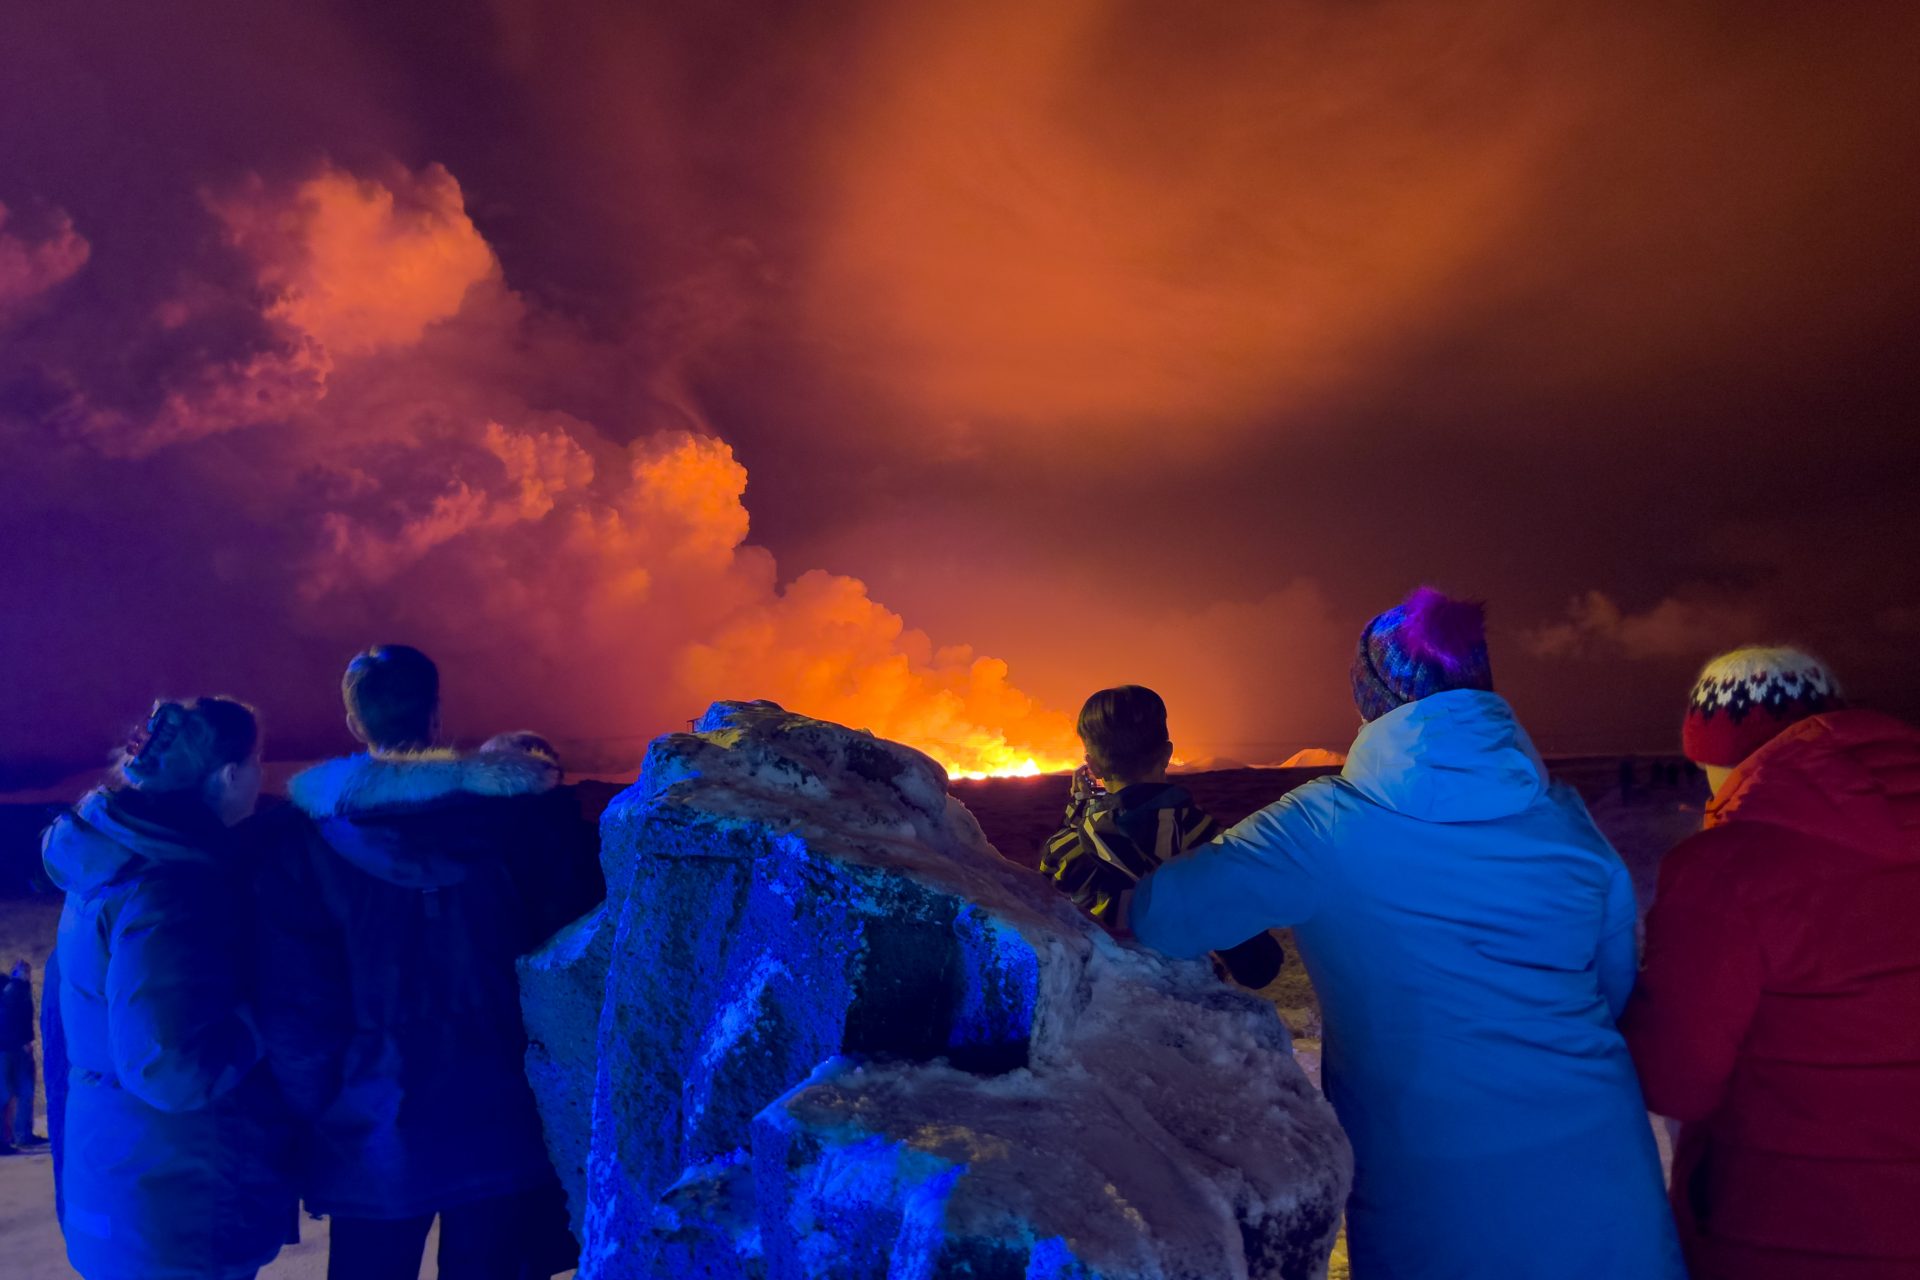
[[1622, 646, 1920, 1280]]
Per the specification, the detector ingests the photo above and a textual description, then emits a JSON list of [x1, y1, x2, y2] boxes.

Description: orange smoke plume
[[27, 160, 1080, 779]]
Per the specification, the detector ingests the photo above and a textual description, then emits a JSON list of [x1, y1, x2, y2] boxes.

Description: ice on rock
[[519, 700, 1351, 1279]]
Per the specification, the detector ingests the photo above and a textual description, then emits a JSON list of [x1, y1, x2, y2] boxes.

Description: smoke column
[[0, 161, 1075, 781]]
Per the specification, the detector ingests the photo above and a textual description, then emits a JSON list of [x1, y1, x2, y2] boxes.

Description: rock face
[[520, 701, 1351, 1279]]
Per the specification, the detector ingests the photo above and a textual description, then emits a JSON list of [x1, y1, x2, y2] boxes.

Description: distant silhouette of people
[[1129, 587, 1684, 1280], [1624, 647, 1920, 1279], [41, 698, 295, 1280], [1618, 756, 1638, 801], [256, 646, 597, 1280], [1039, 685, 1284, 990], [0, 959, 37, 1152], [41, 944, 68, 1225]]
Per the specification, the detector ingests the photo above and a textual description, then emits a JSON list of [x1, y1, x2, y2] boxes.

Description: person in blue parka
[[1129, 588, 1685, 1280], [41, 697, 295, 1280]]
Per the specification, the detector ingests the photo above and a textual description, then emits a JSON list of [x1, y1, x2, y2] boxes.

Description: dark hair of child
[[1076, 685, 1172, 783]]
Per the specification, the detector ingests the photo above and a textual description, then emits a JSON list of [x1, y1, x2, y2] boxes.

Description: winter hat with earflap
[[1682, 645, 1843, 767], [1350, 586, 1495, 723]]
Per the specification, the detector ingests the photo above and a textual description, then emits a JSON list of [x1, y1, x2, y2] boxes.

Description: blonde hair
[[118, 698, 259, 793]]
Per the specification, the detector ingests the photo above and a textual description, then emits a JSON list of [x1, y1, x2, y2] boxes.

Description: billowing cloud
[[213, 164, 498, 358], [0, 205, 89, 327], [0, 162, 1079, 782], [4, 1, 1919, 782], [799, 0, 1560, 432], [1523, 591, 1768, 662]]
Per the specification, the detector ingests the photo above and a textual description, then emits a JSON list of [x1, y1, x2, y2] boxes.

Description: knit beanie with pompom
[[1351, 587, 1495, 723]]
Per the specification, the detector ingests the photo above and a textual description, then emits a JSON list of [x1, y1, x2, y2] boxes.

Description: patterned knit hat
[[1682, 646, 1843, 767], [1350, 587, 1495, 723]]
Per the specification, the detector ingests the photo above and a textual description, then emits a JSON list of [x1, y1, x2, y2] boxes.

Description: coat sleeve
[[1129, 788, 1325, 958], [1598, 860, 1639, 1021], [1038, 793, 1096, 878], [106, 871, 263, 1113], [506, 791, 611, 954], [1619, 831, 1765, 1123], [252, 818, 352, 1118]]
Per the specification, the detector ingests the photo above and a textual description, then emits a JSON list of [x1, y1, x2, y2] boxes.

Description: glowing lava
[[946, 754, 1059, 782], [905, 731, 1078, 781]]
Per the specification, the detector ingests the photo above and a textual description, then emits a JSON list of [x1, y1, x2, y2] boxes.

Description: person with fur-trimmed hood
[[1622, 647, 1920, 1280], [254, 646, 598, 1280], [1128, 588, 1683, 1280]]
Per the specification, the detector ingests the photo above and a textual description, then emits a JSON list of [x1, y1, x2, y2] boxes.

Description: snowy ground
[[1, 759, 1694, 1275]]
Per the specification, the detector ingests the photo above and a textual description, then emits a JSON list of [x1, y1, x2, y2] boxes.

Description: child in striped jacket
[[1040, 685, 1284, 989]]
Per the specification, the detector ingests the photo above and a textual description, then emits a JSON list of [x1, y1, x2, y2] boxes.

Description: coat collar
[[1706, 710, 1920, 855]]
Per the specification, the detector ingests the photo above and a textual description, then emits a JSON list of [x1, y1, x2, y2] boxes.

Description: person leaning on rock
[[1038, 684, 1285, 989], [1126, 587, 1684, 1280], [1622, 647, 1920, 1280], [252, 645, 600, 1280]]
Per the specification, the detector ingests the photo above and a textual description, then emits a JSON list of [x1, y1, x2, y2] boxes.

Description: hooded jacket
[[42, 787, 294, 1280], [1622, 710, 1920, 1280], [1131, 690, 1683, 1280], [256, 749, 600, 1219]]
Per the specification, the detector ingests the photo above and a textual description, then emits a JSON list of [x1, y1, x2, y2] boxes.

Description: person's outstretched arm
[[1129, 788, 1325, 959], [1619, 830, 1764, 1123], [107, 871, 263, 1113], [1038, 769, 1135, 925]]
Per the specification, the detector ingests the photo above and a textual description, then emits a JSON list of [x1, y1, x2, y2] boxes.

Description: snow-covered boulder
[[520, 701, 1351, 1279]]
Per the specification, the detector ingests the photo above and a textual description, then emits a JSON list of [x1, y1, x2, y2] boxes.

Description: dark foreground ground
[[0, 758, 1701, 1276]]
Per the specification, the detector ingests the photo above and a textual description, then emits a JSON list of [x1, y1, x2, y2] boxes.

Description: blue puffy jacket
[[42, 788, 295, 1280], [256, 749, 599, 1220], [1132, 690, 1684, 1280]]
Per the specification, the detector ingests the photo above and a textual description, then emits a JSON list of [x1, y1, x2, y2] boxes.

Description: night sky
[[5, 1, 1919, 784]]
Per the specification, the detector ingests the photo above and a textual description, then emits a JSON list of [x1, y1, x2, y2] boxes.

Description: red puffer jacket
[[1622, 710, 1920, 1280]]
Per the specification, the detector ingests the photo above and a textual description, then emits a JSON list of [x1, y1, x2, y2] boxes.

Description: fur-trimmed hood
[[288, 749, 559, 889]]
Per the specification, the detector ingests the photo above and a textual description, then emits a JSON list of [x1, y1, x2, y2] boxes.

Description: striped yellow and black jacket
[[1040, 782, 1285, 989]]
